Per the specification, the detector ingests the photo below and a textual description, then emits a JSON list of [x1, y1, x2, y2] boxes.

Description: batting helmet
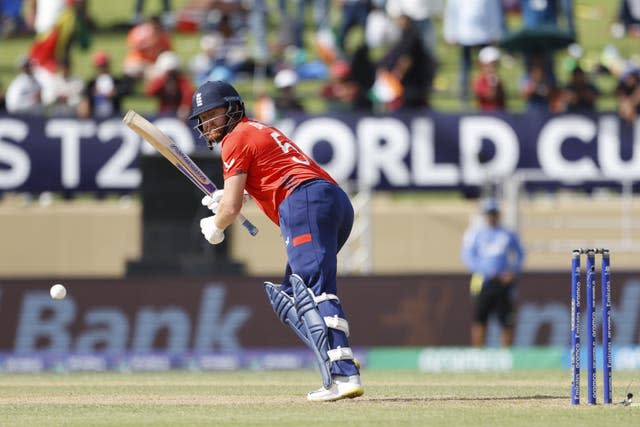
[[188, 80, 245, 120], [189, 80, 246, 148]]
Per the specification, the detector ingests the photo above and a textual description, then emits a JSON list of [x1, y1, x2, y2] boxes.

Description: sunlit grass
[[0, 369, 638, 426]]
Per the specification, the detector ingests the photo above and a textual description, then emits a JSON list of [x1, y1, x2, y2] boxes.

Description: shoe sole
[[308, 387, 364, 402], [341, 387, 364, 400]]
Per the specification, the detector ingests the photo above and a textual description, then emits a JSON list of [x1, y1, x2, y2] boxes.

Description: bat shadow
[[368, 395, 564, 403]]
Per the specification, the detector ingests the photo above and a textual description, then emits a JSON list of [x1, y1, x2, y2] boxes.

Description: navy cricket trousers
[[278, 179, 358, 376]]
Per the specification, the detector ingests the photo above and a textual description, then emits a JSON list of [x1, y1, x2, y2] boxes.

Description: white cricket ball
[[50, 284, 67, 300]]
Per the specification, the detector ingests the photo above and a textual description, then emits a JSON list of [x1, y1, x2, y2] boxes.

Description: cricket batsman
[[191, 80, 363, 402]]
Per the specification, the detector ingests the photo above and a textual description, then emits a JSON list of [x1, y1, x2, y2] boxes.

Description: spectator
[[443, 0, 504, 106], [252, 91, 277, 124], [520, 0, 574, 34], [320, 60, 359, 112], [378, 14, 435, 110], [562, 65, 599, 113], [518, 0, 575, 85], [144, 51, 194, 120], [612, 0, 640, 38], [461, 198, 525, 347], [123, 15, 172, 81], [213, 13, 254, 76], [385, 0, 443, 59], [518, 53, 559, 112], [369, 69, 404, 111], [315, 25, 339, 65], [278, 0, 330, 50], [189, 33, 222, 86], [42, 57, 85, 116], [365, 0, 401, 50], [247, 0, 269, 68], [273, 68, 306, 114], [502, 0, 520, 14], [198, 13, 255, 83], [616, 64, 640, 124], [346, 42, 376, 111], [1, 0, 26, 37], [5, 55, 43, 114], [131, 0, 174, 28], [78, 51, 132, 119], [24, 0, 65, 37], [473, 46, 506, 112], [336, 0, 371, 51], [26, 0, 91, 74]]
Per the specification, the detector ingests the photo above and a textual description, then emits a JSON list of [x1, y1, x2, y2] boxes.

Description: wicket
[[571, 248, 612, 405]]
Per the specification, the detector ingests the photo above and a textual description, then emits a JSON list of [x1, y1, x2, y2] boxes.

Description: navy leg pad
[[264, 282, 310, 347], [290, 273, 333, 389]]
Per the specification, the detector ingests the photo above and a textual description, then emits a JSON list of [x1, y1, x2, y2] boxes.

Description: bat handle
[[238, 213, 259, 236]]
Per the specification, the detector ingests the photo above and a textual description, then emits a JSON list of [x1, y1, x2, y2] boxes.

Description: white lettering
[[598, 116, 640, 179], [418, 348, 513, 372], [0, 119, 30, 188], [65, 355, 108, 371], [537, 115, 598, 180], [270, 130, 310, 165], [294, 117, 356, 182], [152, 117, 197, 154], [96, 119, 141, 188], [411, 118, 458, 185], [460, 116, 519, 184], [46, 119, 95, 188], [128, 354, 171, 371], [358, 117, 410, 187], [6, 113, 640, 193]]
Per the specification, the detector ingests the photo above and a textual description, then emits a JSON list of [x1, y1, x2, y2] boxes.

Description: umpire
[[461, 198, 525, 347]]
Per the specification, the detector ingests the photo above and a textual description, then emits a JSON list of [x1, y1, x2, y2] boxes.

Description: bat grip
[[238, 213, 259, 236]]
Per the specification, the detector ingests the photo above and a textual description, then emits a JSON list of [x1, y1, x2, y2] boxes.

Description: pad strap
[[327, 346, 354, 362], [314, 292, 339, 304], [324, 315, 350, 336]]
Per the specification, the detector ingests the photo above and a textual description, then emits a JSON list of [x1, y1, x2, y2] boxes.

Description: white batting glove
[[200, 216, 225, 245], [201, 189, 225, 214], [201, 190, 250, 214]]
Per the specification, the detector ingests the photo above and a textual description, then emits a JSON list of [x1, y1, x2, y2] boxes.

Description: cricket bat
[[123, 110, 259, 236]]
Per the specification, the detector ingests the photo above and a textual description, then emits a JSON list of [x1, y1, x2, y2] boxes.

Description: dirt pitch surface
[[1, 370, 638, 426]]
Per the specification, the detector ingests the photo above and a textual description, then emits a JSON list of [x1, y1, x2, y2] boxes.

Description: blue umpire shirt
[[461, 224, 525, 281]]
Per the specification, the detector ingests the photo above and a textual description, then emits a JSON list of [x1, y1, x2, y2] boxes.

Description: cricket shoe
[[307, 375, 364, 402], [354, 358, 361, 370]]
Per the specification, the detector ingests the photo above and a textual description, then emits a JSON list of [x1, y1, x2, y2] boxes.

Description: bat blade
[[123, 110, 258, 236]]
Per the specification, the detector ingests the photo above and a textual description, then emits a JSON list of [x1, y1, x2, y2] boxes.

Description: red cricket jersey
[[220, 118, 337, 224]]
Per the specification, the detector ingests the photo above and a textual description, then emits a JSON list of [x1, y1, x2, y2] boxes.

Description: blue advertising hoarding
[[0, 111, 638, 193]]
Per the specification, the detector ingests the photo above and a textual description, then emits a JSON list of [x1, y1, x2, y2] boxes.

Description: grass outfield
[[0, 370, 638, 426]]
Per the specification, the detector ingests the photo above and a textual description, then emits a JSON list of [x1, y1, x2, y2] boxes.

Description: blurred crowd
[[1, 0, 640, 124]]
